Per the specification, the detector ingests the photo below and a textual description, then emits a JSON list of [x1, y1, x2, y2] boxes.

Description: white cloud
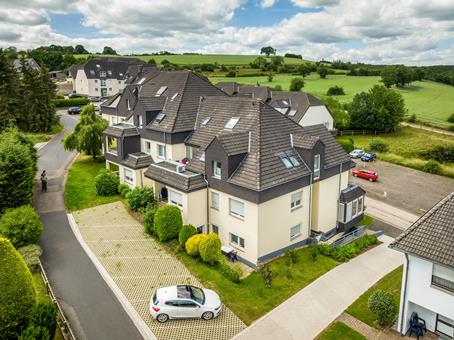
[[260, 0, 278, 8], [291, 0, 339, 7]]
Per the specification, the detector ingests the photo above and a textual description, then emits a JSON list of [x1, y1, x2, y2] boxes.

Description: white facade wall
[[141, 138, 186, 163], [398, 254, 454, 336], [299, 106, 333, 130], [106, 160, 144, 188], [74, 69, 89, 95], [74, 71, 127, 97]]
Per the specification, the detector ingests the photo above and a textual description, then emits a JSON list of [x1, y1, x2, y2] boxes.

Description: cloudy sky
[[1, 0, 454, 65]]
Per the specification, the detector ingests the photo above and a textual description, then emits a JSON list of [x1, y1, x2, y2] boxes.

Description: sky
[[1, 0, 454, 65]]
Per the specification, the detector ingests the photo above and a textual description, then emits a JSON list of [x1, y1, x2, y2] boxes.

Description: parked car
[[349, 149, 365, 158], [67, 107, 81, 115], [150, 285, 222, 323], [352, 169, 378, 182], [89, 96, 102, 102], [68, 92, 84, 98], [361, 152, 376, 162]]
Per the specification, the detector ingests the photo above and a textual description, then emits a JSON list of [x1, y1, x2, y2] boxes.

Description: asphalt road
[[33, 111, 143, 340]]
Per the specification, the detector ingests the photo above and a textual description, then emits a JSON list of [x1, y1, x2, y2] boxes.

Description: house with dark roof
[[13, 58, 41, 75], [70, 57, 151, 97], [390, 192, 454, 338], [101, 71, 364, 267], [215, 82, 334, 130]]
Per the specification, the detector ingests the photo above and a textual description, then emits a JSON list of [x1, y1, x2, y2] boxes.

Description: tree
[[380, 66, 397, 88], [260, 46, 276, 57], [297, 63, 312, 78], [102, 46, 117, 55], [368, 289, 397, 326], [0, 49, 21, 130], [317, 66, 329, 78], [250, 56, 269, 69], [178, 224, 197, 247], [270, 56, 284, 67], [323, 96, 350, 129], [0, 205, 44, 248], [289, 77, 305, 91], [267, 73, 274, 82], [0, 238, 37, 338], [74, 44, 89, 54], [63, 105, 109, 159], [154, 205, 183, 242]]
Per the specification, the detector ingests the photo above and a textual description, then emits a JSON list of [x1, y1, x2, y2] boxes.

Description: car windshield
[[189, 286, 205, 304]]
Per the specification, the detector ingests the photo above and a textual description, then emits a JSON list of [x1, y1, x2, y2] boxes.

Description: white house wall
[[299, 106, 333, 130]]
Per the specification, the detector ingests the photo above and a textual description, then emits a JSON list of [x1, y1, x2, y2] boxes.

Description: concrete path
[[400, 122, 454, 137], [34, 112, 144, 340], [233, 235, 404, 340], [365, 197, 419, 230]]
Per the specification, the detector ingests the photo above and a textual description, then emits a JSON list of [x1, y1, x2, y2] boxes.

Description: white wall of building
[[299, 106, 333, 130], [141, 138, 186, 163], [74, 71, 127, 97]]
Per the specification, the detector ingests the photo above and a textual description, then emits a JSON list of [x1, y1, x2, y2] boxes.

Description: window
[[144, 141, 151, 154], [290, 224, 301, 239], [432, 264, 454, 293], [107, 70, 112, 76], [154, 113, 165, 123], [288, 155, 300, 167], [352, 199, 358, 216], [124, 168, 133, 184], [225, 117, 239, 129], [199, 152, 205, 161], [95, 88, 99, 92], [100, 71, 106, 77], [358, 196, 363, 213], [282, 157, 293, 169], [324, 121, 330, 129], [126, 99, 131, 110], [291, 191, 302, 210], [213, 161, 221, 178], [137, 77, 146, 85], [288, 109, 297, 116], [211, 192, 219, 210], [169, 190, 183, 208], [94, 79, 98, 83], [201, 117, 211, 126], [157, 144, 166, 159], [178, 301, 198, 308], [89, 70, 95, 75], [338, 203, 345, 223], [341, 196, 364, 223], [229, 233, 245, 248], [211, 225, 219, 234], [101, 79, 106, 86], [281, 153, 300, 169], [171, 92, 178, 101], [346, 202, 352, 222], [109, 88, 112, 91], [106, 136, 118, 155], [314, 154, 321, 180], [155, 86, 168, 96], [138, 115, 143, 127], [229, 199, 244, 219], [186, 146, 193, 160]]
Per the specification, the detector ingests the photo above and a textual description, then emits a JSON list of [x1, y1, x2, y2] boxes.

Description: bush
[[215, 259, 241, 283], [226, 70, 236, 77], [199, 232, 222, 264], [420, 145, 454, 163], [422, 160, 441, 174], [19, 325, 50, 340], [142, 205, 156, 236], [289, 77, 305, 91], [368, 289, 397, 325], [17, 244, 42, 273], [29, 301, 57, 339], [273, 85, 283, 91], [327, 86, 345, 95], [258, 264, 277, 288], [54, 98, 89, 107], [185, 234, 206, 257], [179, 224, 197, 247], [338, 139, 355, 153], [0, 238, 37, 338], [127, 187, 155, 212], [448, 125, 454, 132], [448, 113, 454, 123], [0, 205, 44, 248], [118, 183, 131, 198], [310, 243, 319, 261], [285, 249, 298, 266], [94, 169, 119, 196], [318, 234, 377, 262], [369, 138, 388, 152], [154, 205, 183, 242], [408, 113, 417, 123]]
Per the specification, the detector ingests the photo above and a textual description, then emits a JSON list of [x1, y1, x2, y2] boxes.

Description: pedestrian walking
[[41, 170, 48, 192]]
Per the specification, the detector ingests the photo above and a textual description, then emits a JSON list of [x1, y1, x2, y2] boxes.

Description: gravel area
[[73, 202, 246, 340]]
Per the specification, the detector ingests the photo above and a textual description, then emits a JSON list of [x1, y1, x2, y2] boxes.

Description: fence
[[338, 129, 387, 136], [38, 261, 77, 340], [331, 225, 366, 248]]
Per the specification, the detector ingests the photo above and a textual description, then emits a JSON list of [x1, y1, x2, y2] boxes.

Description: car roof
[[362, 169, 375, 173], [156, 286, 178, 301]]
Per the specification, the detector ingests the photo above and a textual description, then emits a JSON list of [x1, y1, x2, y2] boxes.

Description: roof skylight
[[280, 153, 301, 169], [225, 117, 239, 129], [154, 113, 166, 123], [171, 92, 179, 101], [137, 77, 146, 85], [201, 117, 211, 126], [282, 157, 293, 169], [288, 109, 297, 116], [155, 86, 168, 97], [288, 155, 300, 167]]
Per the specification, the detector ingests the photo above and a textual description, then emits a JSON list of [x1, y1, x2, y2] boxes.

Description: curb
[[67, 213, 158, 340]]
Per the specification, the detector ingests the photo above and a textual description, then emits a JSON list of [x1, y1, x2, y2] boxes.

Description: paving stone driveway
[[73, 202, 246, 340]]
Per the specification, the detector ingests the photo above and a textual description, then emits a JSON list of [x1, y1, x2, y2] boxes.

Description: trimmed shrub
[[368, 289, 397, 325], [327, 86, 345, 95], [0, 205, 44, 248], [369, 138, 388, 152], [185, 234, 206, 257], [199, 232, 222, 264], [318, 234, 377, 262], [448, 113, 454, 123], [0, 238, 37, 338], [179, 224, 197, 247], [154, 205, 183, 242], [422, 160, 441, 174], [19, 325, 50, 340], [54, 98, 89, 107], [273, 85, 283, 91], [17, 244, 42, 273], [338, 139, 355, 153], [289, 77, 305, 91], [216, 259, 241, 283], [127, 187, 155, 212], [226, 70, 236, 77], [118, 183, 131, 198], [142, 205, 156, 236], [420, 145, 454, 163], [29, 301, 57, 339], [94, 169, 119, 196]]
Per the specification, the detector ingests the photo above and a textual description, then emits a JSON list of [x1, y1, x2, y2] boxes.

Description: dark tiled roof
[[68, 64, 83, 79], [218, 132, 250, 156], [124, 65, 159, 84], [390, 192, 454, 268], [144, 161, 207, 192], [293, 135, 321, 149], [215, 82, 240, 95], [122, 152, 153, 169], [82, 58, 145, 79], [13, 58, 41, 72], [103, 123, 139, 137], [139, 96, 167, 112], [340, 184, 366, 203]]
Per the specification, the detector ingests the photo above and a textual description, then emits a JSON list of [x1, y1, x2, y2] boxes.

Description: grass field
[[24, 123, 64, 144], [65, 154, 121, 211], [212, 74, 454, 127], [317, 321, 366, 340], [346, 266, 403, 329]]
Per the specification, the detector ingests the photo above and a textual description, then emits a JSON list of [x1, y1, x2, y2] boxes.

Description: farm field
[[212, 74, 454, 127]]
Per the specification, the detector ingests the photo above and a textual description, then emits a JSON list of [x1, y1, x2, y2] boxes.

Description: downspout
[[163, 132, 167, 160], [336, 162, 343, 230], [202, 175, 209, 234], [308, 172, 313, 238], [399, 253, 410, 336]]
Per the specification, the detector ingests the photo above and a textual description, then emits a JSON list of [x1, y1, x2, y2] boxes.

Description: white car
[[150, 285, 222, 323], [349, 149, 365, 158]]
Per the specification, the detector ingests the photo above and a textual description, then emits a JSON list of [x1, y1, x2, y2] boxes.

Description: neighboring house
[[13, 58, 41, 75], [102, 71, 364, 268], [216, 82, 334, 130], [70, 57, 152, 97], [390, 192, 454, 339], [49, 70, 66, 81]]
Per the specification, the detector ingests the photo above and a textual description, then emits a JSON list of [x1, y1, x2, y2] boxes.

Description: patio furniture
[[409, 312, 426, 339], [221, 245, 237, 262], [411, 313, 427, 333]]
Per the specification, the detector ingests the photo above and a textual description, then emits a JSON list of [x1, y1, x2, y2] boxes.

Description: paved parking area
[[73, 202, 245, 340]]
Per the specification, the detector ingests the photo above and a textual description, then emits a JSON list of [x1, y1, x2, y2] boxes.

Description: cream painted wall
[[141, 138, 186, 163], [74, 69, 88, 95], [75, 71, 125, 97], [299, 106, 333, 130], [106, 160, 142, 188]]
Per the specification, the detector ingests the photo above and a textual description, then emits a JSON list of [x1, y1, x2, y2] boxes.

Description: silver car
[[349, 149, 365, 158], [150, 285, 222, 323]]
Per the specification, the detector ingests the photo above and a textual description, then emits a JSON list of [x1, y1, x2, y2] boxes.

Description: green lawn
[[65, 154, 121, 211], [355, 214, 374, 227], [173, 243, 338, 325], [317, 321, 366, 340], [337, 126, 454, 178], [346, 266, 403, 329], [24, 123, 64, 144]]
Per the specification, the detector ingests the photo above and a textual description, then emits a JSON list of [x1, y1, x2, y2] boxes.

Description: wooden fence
[[338, 129, 387, 136]]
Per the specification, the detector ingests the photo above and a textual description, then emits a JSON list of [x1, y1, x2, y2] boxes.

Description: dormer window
[[89, 70, 95, 75], [213, 161, 221, 179], [225, 117, 239, 129], [155, 86, 168, 97], [126, 99, 131, 110], [100, 70, 107, 77], [201, 117, 211, 126], [314, 154, 321, 180], [107, 70, 112, 76]]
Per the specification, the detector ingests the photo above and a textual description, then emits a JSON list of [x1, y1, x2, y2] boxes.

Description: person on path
[[41, 170, 48, 192]]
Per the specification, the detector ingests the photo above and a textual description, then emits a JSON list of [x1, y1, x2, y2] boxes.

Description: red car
[[352, 169, 378, 182]]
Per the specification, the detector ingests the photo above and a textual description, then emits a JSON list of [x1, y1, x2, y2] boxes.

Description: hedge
[[29, 301, 57, 339], [338, 139, 355, 153], [369, 138, 388, 152], [318, 234, 378, 262], [118, 183, 131, 199], [18, 325, 50, 340], [178, 224, 197, 247], [185, 234, 206, 257], [154, 205, 183, 242], [127, 187, 155, 212], [142, 205, 156, 236], [0, 238, 37, 339], [422, 160, 441, 174], [199, 232, 222, 264], [54, 98, 89, 107], [0, 205, 44, 248], [94, 169, 119, 196], [215, 259, 241, 283], [17, 244, 42, 273]]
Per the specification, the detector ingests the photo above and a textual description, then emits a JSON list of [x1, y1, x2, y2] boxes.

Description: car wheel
[[353, 174, 357, 177], [202, 311, 214, 320], [369, 178, 373, 182], [157, 313, 169, 323]]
